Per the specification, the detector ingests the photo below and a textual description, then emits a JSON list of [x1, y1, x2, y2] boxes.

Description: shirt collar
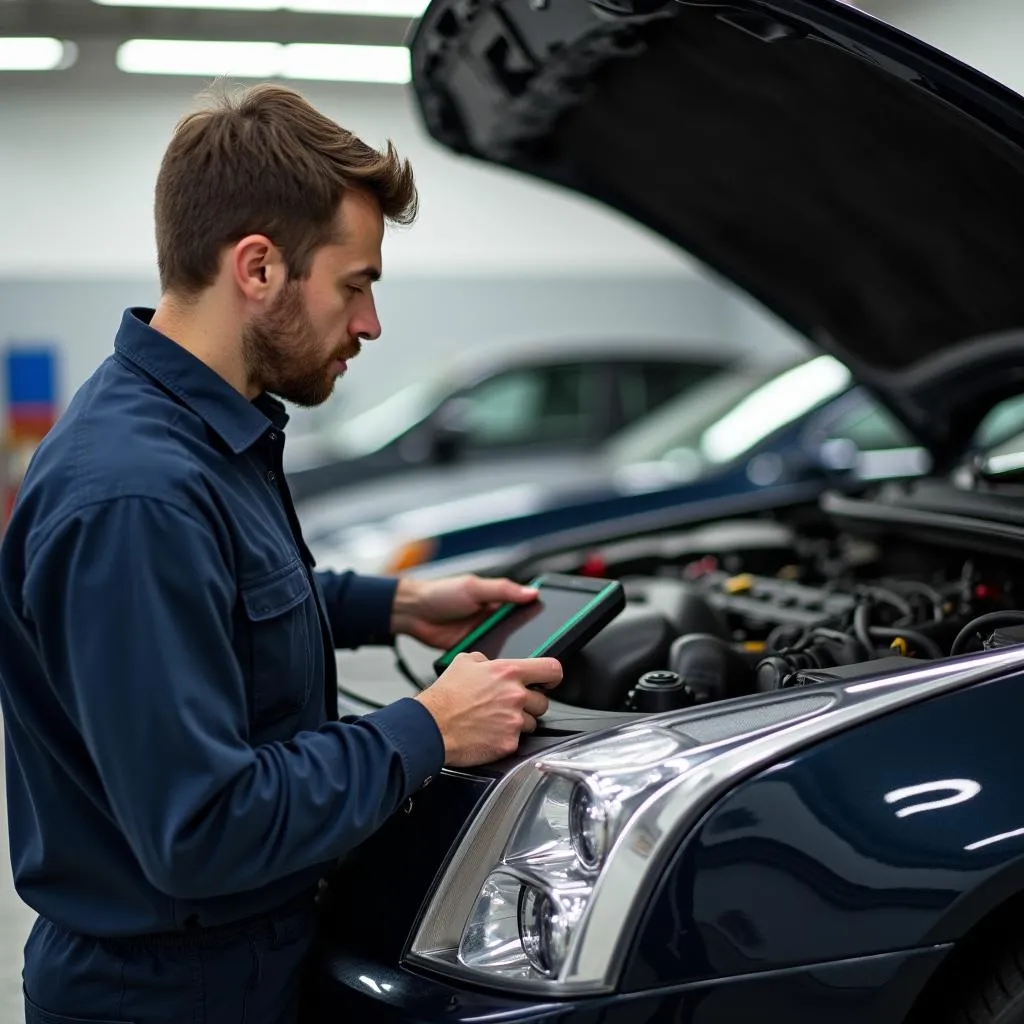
[[114, 307, 289, 454]]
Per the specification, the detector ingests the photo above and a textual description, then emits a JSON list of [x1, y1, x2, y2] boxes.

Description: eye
[[347, 285, 364, 296]]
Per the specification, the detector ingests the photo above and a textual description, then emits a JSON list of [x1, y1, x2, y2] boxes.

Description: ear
[[228, 234, 287, 304]]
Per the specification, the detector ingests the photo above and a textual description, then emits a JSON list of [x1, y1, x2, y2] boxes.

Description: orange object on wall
[[2, 347, 60, 532]]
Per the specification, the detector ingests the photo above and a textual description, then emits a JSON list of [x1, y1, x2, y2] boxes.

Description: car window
[[324, 378, 444, 457], [459, 366, 596, 448], [619, 360, 724, 423], [977, 394, 1024, 451], [821, 400, 914, 451], [607, 355, 852, 472]]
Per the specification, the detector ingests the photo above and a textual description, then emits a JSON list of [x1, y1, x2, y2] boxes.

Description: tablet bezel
[[433, 573, 622, 674]]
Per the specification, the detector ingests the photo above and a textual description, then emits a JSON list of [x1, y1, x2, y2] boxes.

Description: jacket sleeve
[[21, 496, 444, 901], [314, 568, 398, 649]]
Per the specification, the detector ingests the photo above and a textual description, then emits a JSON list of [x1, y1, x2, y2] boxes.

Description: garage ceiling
[[0, 0, 931, 46], [0, 0, 413, 45], [0, 0, 942, 84]]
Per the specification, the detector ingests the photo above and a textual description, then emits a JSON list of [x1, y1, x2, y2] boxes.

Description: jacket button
[[267, 470, 276, 483]]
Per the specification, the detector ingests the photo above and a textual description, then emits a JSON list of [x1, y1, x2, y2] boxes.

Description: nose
[[351, 295, 382, 342]]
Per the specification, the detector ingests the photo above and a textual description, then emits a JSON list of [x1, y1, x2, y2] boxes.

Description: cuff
[[366, 697, 445, 796], [332, 574, 399, 649]]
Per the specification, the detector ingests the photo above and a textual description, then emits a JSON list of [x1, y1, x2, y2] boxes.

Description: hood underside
[[410, 0, 1024, 467]]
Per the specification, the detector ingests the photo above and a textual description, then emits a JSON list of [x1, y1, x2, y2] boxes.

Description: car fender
[[622, 669, 1024, 991]]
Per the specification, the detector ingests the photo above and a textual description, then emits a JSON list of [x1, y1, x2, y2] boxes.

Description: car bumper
[[304, 944, 951, 1024]]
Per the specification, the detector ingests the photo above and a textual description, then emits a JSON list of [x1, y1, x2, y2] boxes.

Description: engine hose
[[887, 580, 946, 621], [868, 626, 944, 660], [950, 610, 1024, 656], [863, 586, 914, 624], [854, 603, 874, 654]]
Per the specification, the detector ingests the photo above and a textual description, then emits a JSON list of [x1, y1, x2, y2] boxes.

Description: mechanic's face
[[243, 190, 384, 407]]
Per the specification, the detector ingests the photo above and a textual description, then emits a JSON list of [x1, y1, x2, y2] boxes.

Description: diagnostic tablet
[[433, 573, 625, 677]]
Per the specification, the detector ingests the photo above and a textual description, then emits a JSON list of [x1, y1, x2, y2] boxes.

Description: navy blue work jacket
[[0, 308, 444, 937]]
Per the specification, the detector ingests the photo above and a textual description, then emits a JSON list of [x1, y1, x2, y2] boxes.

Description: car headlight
[[406, 645, 1024, 996]]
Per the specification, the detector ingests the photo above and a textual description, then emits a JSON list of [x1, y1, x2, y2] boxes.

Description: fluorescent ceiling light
[[0, 38, 76, 72], [116, 39, 412, 83], [94, 0, 429, 15], [283, 43, 410, 83], [286, 0, 428, 13]]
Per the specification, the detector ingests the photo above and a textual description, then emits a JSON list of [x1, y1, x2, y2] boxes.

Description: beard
[[242, 281, 360, 407]]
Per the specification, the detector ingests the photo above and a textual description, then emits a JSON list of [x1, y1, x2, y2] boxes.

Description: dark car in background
[[305, 1, 1024, 1023], [301, 352, 946, 577], [283, 341, 728, 501]]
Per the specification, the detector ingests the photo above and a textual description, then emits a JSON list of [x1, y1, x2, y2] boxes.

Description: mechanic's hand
[[390, 574, 538, 651], [415, 652, 563, 766]]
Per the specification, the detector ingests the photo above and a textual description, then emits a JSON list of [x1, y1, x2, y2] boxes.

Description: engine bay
[[524, 514, 1024, 714]]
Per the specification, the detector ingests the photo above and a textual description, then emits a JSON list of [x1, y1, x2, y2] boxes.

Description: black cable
[[810, 626, 858, 645], [394, 643, 430, 691], [950, 611, 1024, 656], [883, 579, 946, 622], [853, 602, 874, 655], [336, 684, 384, 710], [862, 586, 913, 624]]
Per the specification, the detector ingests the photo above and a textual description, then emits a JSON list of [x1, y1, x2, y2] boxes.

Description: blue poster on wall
[[3, 345, 59, 442]]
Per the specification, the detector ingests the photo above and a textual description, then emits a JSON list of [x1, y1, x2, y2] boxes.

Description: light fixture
[[282, 42, 411, 83], [93, 0, 429, 16], [115, 39, 412, 83], [0, 38, 77, 72]]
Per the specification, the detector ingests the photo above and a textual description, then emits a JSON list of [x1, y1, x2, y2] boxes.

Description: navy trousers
[[22, 893, 319, 1024]]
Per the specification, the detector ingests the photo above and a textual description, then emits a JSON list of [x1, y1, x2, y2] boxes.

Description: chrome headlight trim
[[406, 645, 1024, 995]]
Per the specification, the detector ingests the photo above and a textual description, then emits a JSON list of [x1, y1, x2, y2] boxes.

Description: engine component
[[784, 655, 920, 686], [625, 670, 693, 713], [668, 633, 763, 703], [952, 611, 1024, 655], [984, 624, 1024, 650], [537, 541, 1024, 714], [562, 604, 677, 710], [702, 570, 858, 631], [621, 576, 729, 638]]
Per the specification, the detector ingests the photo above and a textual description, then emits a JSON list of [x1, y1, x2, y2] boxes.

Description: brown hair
[[154, 82, 418, 296]]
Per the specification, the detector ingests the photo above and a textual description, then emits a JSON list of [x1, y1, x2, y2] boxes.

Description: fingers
[[521, 711, 539, 734], [498, 657, 563, 688], [469, 575, 538, 606], [522, 687, 550, 720]]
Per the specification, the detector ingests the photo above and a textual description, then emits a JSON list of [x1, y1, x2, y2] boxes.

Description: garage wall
[[1, 273, 809, 424], [2, 57, 792, 422], [0, 57, 697, 281]]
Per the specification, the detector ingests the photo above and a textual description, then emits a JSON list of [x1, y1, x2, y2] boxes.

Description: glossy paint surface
[[306, 946, 948, 1023], [626, 672, 1024, 989], [316, 770, 493, 961], [313, 672, 1024, 1020]]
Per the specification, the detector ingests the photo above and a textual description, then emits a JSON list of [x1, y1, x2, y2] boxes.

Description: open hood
[[409, 0, 1024, 469]]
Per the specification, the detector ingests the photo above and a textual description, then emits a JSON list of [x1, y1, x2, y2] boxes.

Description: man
[[0, 83, 562, 1023]]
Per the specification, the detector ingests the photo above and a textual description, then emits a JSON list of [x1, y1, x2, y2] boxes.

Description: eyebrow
[[350, 265, 382, 283]]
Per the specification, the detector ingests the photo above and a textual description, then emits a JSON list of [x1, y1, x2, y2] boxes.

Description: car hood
[[409, 0, 1024, 469]]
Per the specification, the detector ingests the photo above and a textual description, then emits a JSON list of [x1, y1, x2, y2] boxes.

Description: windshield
[[324, 378, 444, 457], [969, 394, 1024, 476], [606, 355, 854, 471]]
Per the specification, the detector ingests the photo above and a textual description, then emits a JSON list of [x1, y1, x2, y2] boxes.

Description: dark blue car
[[306, 1, 1024, 1022], [302, 354, 935, 577]]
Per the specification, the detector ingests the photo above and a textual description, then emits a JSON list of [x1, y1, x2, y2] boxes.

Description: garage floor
[[0, 728, 36, 1023]]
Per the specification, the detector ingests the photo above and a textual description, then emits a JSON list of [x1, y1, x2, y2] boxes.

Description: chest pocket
[[240, 561, 316, 724]]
